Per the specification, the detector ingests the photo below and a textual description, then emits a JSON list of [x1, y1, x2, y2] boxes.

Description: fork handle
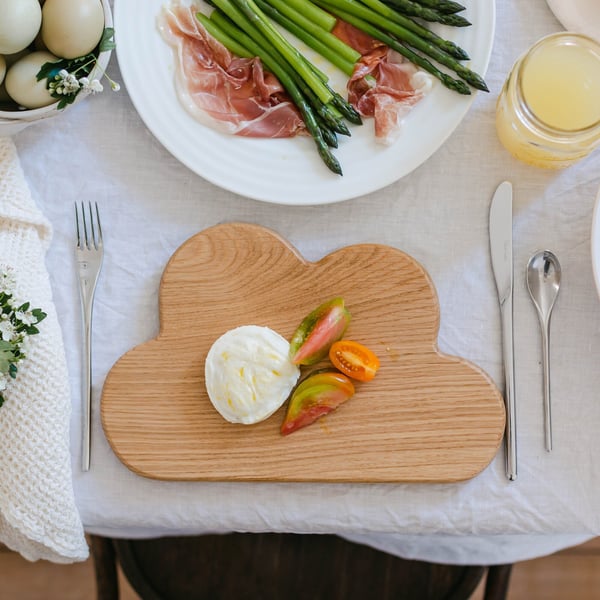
[[78, 278, 97, 472], [81, 301, 94, 471]]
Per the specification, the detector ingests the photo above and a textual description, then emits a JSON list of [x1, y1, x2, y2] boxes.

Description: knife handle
[[500, 294, 517, 481]]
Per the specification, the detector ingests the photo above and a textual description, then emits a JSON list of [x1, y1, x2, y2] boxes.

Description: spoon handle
[[540, 321, 552, 452]]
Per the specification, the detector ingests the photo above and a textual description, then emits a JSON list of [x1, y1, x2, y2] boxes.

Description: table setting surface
[[5, 0, 600, 565]]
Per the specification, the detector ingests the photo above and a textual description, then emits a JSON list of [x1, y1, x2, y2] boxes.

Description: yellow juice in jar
[[496, 33, 600, 168]]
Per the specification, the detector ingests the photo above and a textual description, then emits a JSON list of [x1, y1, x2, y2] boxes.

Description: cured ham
[[158, 4, 305, 138], [159, 3, 430, 145], [333, 20, 432, 145]]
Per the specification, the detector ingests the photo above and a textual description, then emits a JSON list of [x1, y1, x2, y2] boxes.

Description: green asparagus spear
[[329, 88, 363, 124], [410, 0, 466, 14], [207, 0, 331, 82], [317, 0, 487, 91], [230, 0, 334, 103], [358, 0, 470, 60], [262, 0, 360, 63], [255, 0, 359, 73], [210, 8, 352, 135], [210, 6, 353, 137], [381, 0, 471, 26], [282, 0, 338, 30], [314, 1, 471, 95], [197, 12, 255, 58], [315, 115, 340, 147], [202, 10, 343, 173]]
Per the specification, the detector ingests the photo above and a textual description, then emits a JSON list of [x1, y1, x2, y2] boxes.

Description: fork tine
[[94, 202, 103, 248], [82, 202, 90, 250], [88, 201, 97, 250], [75, 203, 82, 248]]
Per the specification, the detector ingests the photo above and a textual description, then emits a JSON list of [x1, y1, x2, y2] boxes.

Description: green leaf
[[32, 309, 47, 322], [57, 95, 77, 110], [0, 395, 4, 408], [0, 348, 13, 373], [36, 58, 70, 83], [99, 27, 116, 52]]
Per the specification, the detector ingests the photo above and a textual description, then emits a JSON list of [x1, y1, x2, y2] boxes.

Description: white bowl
[[546, 0, 600, 43], [0, 0, 113, 136]]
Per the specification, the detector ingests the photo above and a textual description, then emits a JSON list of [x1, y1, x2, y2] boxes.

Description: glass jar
[[496, 32, 600, 169]]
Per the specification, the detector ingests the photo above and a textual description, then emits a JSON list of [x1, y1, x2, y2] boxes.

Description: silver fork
[[75, 202, 104, 471]]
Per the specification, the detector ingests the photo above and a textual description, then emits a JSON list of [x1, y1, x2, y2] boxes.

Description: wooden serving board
[[101, 223, 505, 483]]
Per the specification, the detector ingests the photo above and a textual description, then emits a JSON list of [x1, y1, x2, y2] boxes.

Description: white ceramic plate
[[115, 0, 495, 205], [591, 184, 600, 299], [546, 0, 600, 43]]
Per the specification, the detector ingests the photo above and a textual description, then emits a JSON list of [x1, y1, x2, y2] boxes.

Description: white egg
[[5, 50, 57, 109], [0, 0, 42, 55], [205, 325, 300, 425], [0, 56, 5, 86], [42, 0, 104, 60]]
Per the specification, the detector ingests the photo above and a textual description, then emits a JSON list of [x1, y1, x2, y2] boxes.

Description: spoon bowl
[[526, 250, 562, 452], [527, 251, 562, 322]]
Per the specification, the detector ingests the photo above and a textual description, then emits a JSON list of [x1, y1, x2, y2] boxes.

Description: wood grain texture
[[101, 223, 505, 483]]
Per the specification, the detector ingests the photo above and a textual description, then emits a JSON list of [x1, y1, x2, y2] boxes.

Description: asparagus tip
[[441, 14, 472, 27], [442, 75, 471, 95]]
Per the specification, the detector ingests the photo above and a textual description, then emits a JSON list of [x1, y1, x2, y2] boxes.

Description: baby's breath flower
[[15, 310, 36, 326], [0, 267, 16, 294], [80, 77, 104, 94], [0, 264, 46, 408], [0, 321, 15, 341]]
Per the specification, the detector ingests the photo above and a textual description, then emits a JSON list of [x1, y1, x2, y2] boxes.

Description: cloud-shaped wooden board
[[101, 223, 505, 483]]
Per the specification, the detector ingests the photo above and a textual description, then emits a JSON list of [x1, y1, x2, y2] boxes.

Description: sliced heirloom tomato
[[281, 371, 355, 436], [289, 297, 351, 366], [329, 340, 380, 382]]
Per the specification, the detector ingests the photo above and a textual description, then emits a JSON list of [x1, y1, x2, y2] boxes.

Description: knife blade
[[489, 181, 517, 481]]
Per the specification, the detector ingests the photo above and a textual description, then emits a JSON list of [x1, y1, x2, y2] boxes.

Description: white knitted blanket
[[0, 137, 88, 563]]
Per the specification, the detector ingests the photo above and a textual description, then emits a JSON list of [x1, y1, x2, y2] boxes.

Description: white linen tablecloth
[[11, 0, 600, 565]]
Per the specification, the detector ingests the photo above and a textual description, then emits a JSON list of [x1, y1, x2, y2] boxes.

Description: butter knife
[[489, 181, 517, 481]]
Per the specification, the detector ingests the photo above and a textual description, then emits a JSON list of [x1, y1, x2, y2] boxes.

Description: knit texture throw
[[0, 137, 88, 563]]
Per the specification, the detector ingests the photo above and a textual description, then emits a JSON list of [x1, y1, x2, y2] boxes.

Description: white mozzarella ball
[[42, 0, 104, 60], [205, 325, 300, 425], [0, 0, 42, 55], [5, 51, 57, 109]]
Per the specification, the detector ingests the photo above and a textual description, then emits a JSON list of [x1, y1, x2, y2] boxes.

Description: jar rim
[[516, 31, 600, 136]]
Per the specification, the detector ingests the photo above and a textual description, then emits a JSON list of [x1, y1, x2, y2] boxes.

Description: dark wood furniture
[[90, 533, 512, 600]]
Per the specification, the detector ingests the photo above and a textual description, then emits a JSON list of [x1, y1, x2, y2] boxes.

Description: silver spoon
[[526, 250, 561, 452]]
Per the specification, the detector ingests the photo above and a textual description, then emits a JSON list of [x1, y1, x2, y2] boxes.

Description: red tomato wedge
[[281, 371, 355, 436], [329, 341, 380, 382], [289, 297, 351, 365]]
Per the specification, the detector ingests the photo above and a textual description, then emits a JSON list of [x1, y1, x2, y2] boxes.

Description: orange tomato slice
[[329, 340, 380, 382]]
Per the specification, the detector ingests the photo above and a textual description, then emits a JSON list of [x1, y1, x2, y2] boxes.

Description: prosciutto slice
[[333, 21, 432, 145], [158, 3, 305, 138]]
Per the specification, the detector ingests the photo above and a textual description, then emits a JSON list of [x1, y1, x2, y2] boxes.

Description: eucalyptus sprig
[[0, 266, 47, 408], [36, 27, 119, 110]]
